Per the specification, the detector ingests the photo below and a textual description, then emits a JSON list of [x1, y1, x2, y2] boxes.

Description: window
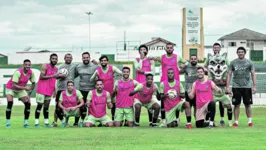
[[228, 42, 236, 47]]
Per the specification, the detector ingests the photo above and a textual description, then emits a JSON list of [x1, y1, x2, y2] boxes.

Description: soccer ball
[[167, 89, 177, 99], [59, 68, 68, 76]]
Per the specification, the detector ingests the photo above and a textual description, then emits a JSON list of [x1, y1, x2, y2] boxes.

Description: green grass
[[0, 106, 265, 150]]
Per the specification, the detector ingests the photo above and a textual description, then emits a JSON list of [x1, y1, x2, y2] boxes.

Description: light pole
[[86, 12, 93, 51]]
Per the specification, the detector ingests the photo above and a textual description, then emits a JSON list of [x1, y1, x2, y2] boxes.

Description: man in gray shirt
[[226, 47, 256, 127], [74, 52, 98, 126], [52, 53, 79, 127]]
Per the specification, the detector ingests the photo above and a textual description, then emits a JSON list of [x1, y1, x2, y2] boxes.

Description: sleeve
[[86, 91, 93, 102], [226, 58, 230, 66], [112, 66, 122, 74], [59, 93, 63, 101], [178, 56, 189, 67], [90, 70, 98, 82], [30, 72, 36, 83], [250, 61, 255, 71], [152, 84, 159, 95], [204, 57, 209, 67], [159, 82, 164, 93], [228, 61, 233, 71], [134, 59, 140, 69], [134, 83, 143, 91], [179, 82, 185, 93], [106, 92, 111, 103], [12, 71, 21, 83], [133, 80, 139, 87], [76, 90, 83, 102]]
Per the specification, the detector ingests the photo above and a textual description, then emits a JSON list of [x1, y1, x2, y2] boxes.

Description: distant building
[[142, 37, 176, 50], [0, 53, 8, 64]]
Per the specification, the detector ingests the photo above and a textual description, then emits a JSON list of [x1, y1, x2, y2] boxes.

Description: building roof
[[0, 53, 7, 57], [218, 28, 266, 41], [142, 37, 176, 46]]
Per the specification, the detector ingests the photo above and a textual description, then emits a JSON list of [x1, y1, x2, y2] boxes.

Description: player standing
[[75, 52, 98, 126], [226, 47, 256, 127], [85, 80, 114, 127], [57, 81, 85, 127], [90, 55, 122, 122], [134, 45, 156, 126], [52, 53, 78, 127], [188, 67, 222, 128], [180, 55, 200, 118], [5, 59, 36, 128], [35, 53, 62, 128], [129, 74, 160, 127], [113, 67, 140, 127], [159, 68, 192, 128]]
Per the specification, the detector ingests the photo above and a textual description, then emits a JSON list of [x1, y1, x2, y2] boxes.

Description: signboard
[[186, 8, 201, 44]]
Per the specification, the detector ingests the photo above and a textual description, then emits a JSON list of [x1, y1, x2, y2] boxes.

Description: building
[[217, 28, 266, 61], [0, 53, 8, 64]]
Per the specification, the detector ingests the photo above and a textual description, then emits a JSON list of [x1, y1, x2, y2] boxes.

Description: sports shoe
[[228, 122, 232, 127], [151, 123, 159, 127], [6, 124, 11, 128], [134, 122, 140, 127], [187, 124, 192, 129], [24, 124, 30, 128], [97, 123, 103, 127], [45, 124, 52, 128], [35, 124, 41, 128], [220, 120, 225, 126], [79, 122, 84, 127], [73, 123, 78, 127], [174, 121, 179, 127], [159, 123, 166, 128], [248, 123, 253, 127], [209, 125, 214, 129], [156, 118, 161, 123], [51, 122, 57, 127], [233, 123, 238, 127], [149, 122, 153, 127], [60, 122, 67, 128]]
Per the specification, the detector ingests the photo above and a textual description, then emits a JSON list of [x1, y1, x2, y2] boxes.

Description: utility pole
[[86, 12, 93, 51]]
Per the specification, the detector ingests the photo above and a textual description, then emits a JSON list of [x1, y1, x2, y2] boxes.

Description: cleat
[[24, 124, 30, 128], [45, 124, 52, 128], [149, 123, 153, 127], [174, 121, 179, 127], [151, 123, 159, 127], [79, 122, 84, 127], [220, 120, 225, 126], [156, 118, 161, 123], [134, 122, 140, 127], [233, 123, 238, 127], [248, 123, 253, 127], [228, 122, 232, 127], [73, 123, 78, 127], [159, 123, 166, 128], [209, 125, 214, 129], [187, 124, 192, 129], [60, 123, 67, 128], [6, 124, 11, 128], [51, 122, 57, 127], [35, 124, 41, 128]]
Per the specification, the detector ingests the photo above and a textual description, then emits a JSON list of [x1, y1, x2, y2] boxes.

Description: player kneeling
[[85, 80, 114, 127], [129, 74, 160, 127], [57, 80, 85, 128]]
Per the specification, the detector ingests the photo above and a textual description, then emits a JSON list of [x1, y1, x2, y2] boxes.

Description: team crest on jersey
[[72, 97, 76, 100], [108, 72, 112, 76], [205, 85, 209, 89], [145, 61, 149, 65], [171, 59, 175, 63], [101, 97, 105, 100]]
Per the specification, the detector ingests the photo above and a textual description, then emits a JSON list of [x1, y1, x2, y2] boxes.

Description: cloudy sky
[[0, 0, 265, 55]]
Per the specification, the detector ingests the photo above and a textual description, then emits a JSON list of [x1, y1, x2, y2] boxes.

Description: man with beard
[[52, 53, 79, 127], [90, 55, 122, 122], [180, 55, 200, 119], [226, 47, 256, 127], [113, 67, 140, 127], [188, 67, 222, 129], [74, 52, 98, 127], [5, 59, 36, 128], [204, 43, 230, 126], [35, 53, 63, 128]]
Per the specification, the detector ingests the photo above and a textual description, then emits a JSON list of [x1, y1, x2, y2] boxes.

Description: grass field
[[0, 106, 265, 150]]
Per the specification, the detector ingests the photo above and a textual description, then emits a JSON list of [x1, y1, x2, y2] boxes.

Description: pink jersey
[[195, 80, 214, 109], [160, 54, 179, 82], [6, 68, 32, 90], [135, 82, 155, 104], [163, 80, 182, 112], [89, 90, 108, 118], [62, 90, 78, 108], [97, 65, 114, 94], [36, 64, 58, 96], [135, 58, 151, 83], [116, 79, 135, 108]]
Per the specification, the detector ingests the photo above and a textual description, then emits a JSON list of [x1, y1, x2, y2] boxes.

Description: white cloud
[[0, 21, 13, 34]]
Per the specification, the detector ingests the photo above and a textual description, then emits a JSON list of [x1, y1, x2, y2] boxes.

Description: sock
[[135, 117, 140, 123], [61, 118, 66, 123], [80, 106, 87, 120], [148, 110, 153, 123], [210, 121, 214, 126], [152, 117, 158, 124], [228, 120, 232, 124], [221, 117, 224, 121], [235, 120, 239, 124], [6, 119, 10, 125], [43, 106, 49, 121], [35, 119, 39, 125], [227, 109, 233, 121], [6, 101, 13, 120], [186, 116, 191, 123], [162, 119, 166, 124], [24, 102, 31, 120], [35, 104, 42, 120], [24, 119, 28, 125], [248, 118, 252, 123], [111, 103, 116, 121], [44, 119, 49, 124]]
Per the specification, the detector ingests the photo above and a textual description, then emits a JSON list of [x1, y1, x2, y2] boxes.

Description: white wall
[[7, 51, 101, 64], [253, 41, 265, 50]]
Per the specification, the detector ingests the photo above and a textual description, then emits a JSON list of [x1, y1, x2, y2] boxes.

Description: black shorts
[[185, 91, 196, 107], [80, 90, 89, 103], [232, 88, 253, 105]]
